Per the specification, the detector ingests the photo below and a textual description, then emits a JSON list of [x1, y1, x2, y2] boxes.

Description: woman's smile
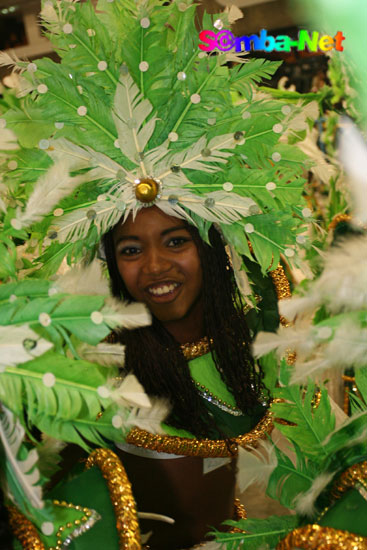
[[145, 281, 182, 300]]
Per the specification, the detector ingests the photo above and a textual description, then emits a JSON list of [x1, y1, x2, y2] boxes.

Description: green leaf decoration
[[0, 352, 121, 451], [271, 383, 335, 459], [210, 514, 299, 550], [230, 58, 282, 101], [266, 442, 318, 509], [355, 367, 367, 404]]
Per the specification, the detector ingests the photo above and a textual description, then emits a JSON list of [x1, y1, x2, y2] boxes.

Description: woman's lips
[[145, 281, 182, 302]]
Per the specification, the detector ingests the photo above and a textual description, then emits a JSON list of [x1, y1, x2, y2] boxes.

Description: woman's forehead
[[113, 206, 187, 239]]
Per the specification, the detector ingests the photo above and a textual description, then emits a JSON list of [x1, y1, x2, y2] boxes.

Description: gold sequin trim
[[331, 461, 367, 500], [85, 448, 141, 550], [269, 264, 292, 327], [180, 337, 211, 360], [126, 407, 273, 458], [276, 524, 367, 549], [8, 506, 45, 550]]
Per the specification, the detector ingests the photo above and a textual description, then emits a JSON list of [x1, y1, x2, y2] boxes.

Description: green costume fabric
[[162, 351, 266, 439], [318, 487, 367, 537], [49, 467, 119, 550]]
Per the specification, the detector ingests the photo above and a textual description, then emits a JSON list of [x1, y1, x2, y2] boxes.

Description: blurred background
[[0, 0, 330, 93]]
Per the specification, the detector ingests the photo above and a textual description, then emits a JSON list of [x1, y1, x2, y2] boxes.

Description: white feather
[[0, 325, 53, 367], [227, 244, 253, 302], [253, 324, 315, 359], [237, 440, 278, 493], [339, 118, 367, 224], [101, 299, 151, 330], [113, 73, 157, 171], [110, 374, 151, 409], [48, 138, 133, 181], [0, 128, 19, 150], [78, 341, 125, 367], [0, 407, 43, 509], [37, 435, 66, 477], [16, 162, 83, 228], [52, 259, 109, 296], [156, 134, 235, 180], [294, 471, 335, 517], [124, 397, 171, 434], [138, 512, 175, 524], [53, 199, 123, 243], [278, 236, 367, 320], [0, 50, 25, 73], [290, 321, 367, 384]]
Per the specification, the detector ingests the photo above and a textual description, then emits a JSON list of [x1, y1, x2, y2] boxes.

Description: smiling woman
[[102, 207, 269, 548]]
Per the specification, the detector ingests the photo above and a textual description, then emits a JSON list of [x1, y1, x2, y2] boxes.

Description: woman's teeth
[[148, 283, 179, 296]]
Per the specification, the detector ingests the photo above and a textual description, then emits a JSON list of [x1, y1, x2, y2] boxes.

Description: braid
[[102, 223, 266, 437]]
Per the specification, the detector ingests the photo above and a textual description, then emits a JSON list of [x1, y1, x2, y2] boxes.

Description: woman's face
[[113, 207, 203, 336]]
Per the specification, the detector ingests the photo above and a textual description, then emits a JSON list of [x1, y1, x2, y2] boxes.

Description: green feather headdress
[[1, 0, 312, 276]]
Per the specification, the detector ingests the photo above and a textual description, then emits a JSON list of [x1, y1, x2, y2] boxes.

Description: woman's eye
[[119, 246, 141, 256], [167, 237, 189, 247]]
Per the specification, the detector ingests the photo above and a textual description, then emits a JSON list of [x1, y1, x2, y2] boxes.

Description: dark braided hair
[[103, 222, 266, 438]]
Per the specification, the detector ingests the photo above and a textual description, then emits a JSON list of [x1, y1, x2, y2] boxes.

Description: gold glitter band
[[331, 461, 367, 500], [269, 264, 292, 327], [180, 337, 211, 360], [85, 448, 141, 550], [276, 524, 367, 550], [8, 506, 45, 550], [126, 408, 273, 458]]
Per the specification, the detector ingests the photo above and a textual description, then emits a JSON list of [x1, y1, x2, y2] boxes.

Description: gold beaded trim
[[126, 407, 273, 458], [276, 524, 367, 550], [330, 461, 367, 501], [8, 506, 45, 550], [269, 264, 292, 327], [180, 337, 211, 360], [85, 448, 141, 550], [49, 501, 99, 550], [194, 380, 243, 414]]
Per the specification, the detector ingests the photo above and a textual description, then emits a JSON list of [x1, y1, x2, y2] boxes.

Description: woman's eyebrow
[[115, 235, 140, 246], [161, 225, 187, 236]]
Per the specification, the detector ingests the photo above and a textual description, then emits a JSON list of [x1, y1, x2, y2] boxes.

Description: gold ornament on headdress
[[134, 177, 161, 204]]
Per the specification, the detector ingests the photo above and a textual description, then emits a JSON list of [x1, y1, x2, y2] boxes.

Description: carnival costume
[[0, 0, 365, 548]]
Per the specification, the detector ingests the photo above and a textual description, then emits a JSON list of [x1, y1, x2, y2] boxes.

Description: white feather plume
[[52, 259, 109, 296], [110, 374, 151, 409], [0, 128, 19, 150], [294, 471, 335, 517], [0, 407, 43, 509], [237, 439, 278, 493], [113, 73, 157, 170], [156, 134, 235, 179], [124, 397, 171, 434], [101, 299, 151, 330], [339, 117, 367, 225], [227, 244, 253, 303], [0, 325, 53, 368], [53, 199, 123, 243], [290, 320, 367, 384], [78, 341, 125, 367], [0, 50, 25, 73], [16, 162, 83, 228], [37, 435, 66, 477], [279, 236, 367, 321]]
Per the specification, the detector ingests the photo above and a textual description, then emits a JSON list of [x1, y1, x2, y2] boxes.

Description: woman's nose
[[142, 247, 171, 275]]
